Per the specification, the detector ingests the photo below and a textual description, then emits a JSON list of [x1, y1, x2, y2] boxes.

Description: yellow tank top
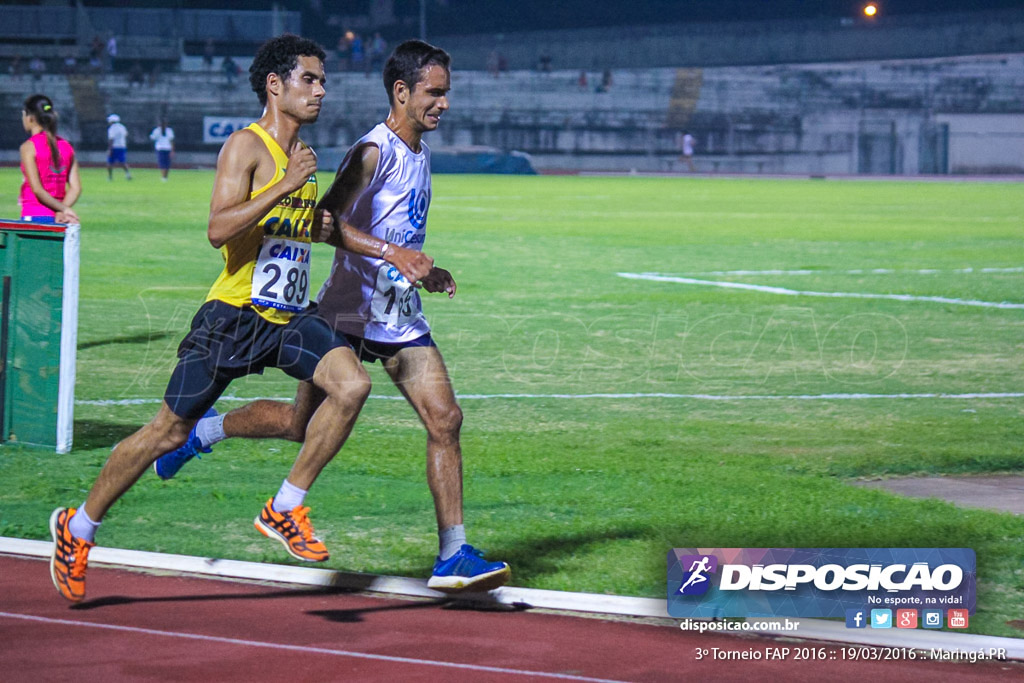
[[205, 123, 318, 324]]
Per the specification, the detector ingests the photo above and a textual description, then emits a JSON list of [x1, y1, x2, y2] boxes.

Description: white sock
[[68, 504, 101, 543], [439, 524, 466, 561], [195, 414, 226, 448], [272, 479, 307, 513]]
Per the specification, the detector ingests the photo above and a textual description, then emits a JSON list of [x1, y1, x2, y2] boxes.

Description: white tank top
[[317, 123, 432, 343]]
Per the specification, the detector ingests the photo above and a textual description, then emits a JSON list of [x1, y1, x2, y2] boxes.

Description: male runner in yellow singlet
[[48, 34, 370, 603]]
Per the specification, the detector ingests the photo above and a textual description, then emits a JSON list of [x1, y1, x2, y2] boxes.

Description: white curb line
[[3, 536, 1021, 660]]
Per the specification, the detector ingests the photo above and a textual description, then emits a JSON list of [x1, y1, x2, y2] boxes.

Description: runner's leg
[[83, 403, 196, 520], [384, 345, 463, 530], [221, 381, 325, 443], [284, 346, 370, 489]]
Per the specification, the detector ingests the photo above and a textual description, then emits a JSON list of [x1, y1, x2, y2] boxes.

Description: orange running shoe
[[254, 499, 329, 562], [49, 507, 94, 603]]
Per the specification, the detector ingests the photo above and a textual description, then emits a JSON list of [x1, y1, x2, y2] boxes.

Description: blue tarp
[[317, 147, 537, 175]]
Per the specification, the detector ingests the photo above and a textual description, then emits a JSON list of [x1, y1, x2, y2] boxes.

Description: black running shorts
[[164, 300, 351, 419]]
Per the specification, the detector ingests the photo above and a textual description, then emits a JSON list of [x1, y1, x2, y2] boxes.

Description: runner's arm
[[207, 129, 317, 248], [315, 143, 434, 283]]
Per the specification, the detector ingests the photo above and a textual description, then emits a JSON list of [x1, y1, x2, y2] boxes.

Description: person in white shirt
[[680, 131, 697, 172], [106, 114, 131, 181], [149, 119, 175, 181]]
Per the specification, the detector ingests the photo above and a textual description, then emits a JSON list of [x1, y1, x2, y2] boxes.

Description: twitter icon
[[870, 609, 893, 629]]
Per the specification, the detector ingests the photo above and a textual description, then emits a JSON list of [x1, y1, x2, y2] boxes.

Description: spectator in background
[[150, 118, 175, 182], [105, 34, 117, 73], [350, 33, 364, 72], [9, 55, 24, 79], [29, 57, 45, 82], [90, 36, 104, 74], [369, 32, 387, 74], [19, 94, 81, 224], [577, 70, 588, 90], [106, 114, 131, 181], [203, 39, 215, 70], [487, 49, 500, 78], [62, 56, 77, 75], [222, 56, 240, 87], [538, 54, 552, 73], [129, 61, 145, 87], [336, 32, 352, 71], [597, 68, 613, 93], [679, 131, 697, 172]]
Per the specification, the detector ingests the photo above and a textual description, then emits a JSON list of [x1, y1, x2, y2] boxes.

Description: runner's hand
[[311, 209, 335, 243], [281, 147, 317, 194], [421, 267, 457, 299], [385, 244, 434, 285]]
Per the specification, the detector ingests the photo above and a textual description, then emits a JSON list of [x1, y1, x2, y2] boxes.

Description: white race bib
[[370, 263, 422, 328], [251, 237, 311, 312]]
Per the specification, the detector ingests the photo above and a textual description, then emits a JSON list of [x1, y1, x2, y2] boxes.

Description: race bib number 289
[[251, 237, 311, 312]]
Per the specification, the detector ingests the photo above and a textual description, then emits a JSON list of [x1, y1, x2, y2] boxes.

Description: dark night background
[[4, 1, 1022, 34]]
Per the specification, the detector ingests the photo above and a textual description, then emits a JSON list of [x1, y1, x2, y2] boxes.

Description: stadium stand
[[0, 5, 300, 71], [1, 7, 1022, 175], [430, 8, 1024, 70]]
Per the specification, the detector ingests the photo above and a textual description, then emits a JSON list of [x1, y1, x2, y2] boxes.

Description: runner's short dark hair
[[250, 34, 326, 105], [383, 40, 451, 106]]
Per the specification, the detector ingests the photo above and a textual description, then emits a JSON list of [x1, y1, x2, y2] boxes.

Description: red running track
[[0, 554, 1020, 682]]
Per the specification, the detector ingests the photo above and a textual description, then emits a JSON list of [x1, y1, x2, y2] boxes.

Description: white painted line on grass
[[691, 267, 1024, 276], [3, 537, 1022, 660], [0, 611, 625, 682], [618, 272, 1024, 309], [75, 392, 1024, 407]]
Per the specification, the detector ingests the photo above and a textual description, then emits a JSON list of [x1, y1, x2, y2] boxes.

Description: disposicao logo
[[667, 548, 976, 619]]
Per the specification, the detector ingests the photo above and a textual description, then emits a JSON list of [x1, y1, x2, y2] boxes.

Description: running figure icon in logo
[[678, 554, 718, 595]]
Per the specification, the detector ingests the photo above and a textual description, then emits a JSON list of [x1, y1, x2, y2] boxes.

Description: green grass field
[[1, 168, 1022, 636]]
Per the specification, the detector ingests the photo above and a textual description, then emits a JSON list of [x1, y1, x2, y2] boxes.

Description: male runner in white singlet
[[156, 40, 510, 593]]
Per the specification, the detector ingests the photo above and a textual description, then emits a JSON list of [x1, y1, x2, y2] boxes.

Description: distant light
[[863, 3, 878, 17]]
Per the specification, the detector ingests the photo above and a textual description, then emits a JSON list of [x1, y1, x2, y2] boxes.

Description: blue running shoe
[[427, 544, 510, 593], [154, 408, 217, 480]]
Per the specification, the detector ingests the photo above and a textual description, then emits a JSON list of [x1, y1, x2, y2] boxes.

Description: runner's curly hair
[[249, 34, 326, 106]]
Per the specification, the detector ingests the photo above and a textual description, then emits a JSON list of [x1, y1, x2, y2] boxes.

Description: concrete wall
[[935, 114, 1024, 174]]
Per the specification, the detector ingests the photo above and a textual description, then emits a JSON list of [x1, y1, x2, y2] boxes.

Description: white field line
[[0, 612, 625, 682], [75, 392, 1024, 407], [690, 267, 1024, 276], [618, 272, 1024, 309]]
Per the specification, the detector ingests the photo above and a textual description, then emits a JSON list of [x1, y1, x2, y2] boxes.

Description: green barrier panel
[[0, 220, 79, 452]]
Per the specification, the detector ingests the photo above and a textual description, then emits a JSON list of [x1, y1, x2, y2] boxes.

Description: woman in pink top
[[19, 94, 81, 223]]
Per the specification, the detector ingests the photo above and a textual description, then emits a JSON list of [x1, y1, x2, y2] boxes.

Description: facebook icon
[[845, 609, 867, 629]]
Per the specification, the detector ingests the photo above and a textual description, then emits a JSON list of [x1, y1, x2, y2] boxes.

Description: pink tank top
[[20, 132, 75, 219]]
